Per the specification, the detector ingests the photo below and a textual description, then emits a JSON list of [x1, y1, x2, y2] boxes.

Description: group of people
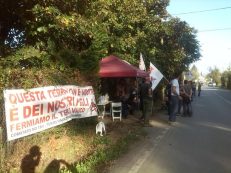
[[115, 77, 152, 125], [115, 79, 139, 118], [106, 75, 202, 126], [166, 74, 202, 123]]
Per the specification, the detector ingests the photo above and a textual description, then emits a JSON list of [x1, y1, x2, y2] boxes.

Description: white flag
[[139, 53, 146, 71], [149, 62, 163, 90]]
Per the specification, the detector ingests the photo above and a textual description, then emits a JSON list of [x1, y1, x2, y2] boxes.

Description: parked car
[[208, 82, 216, 87]]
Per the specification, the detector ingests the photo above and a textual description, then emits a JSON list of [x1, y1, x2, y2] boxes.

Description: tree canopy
[[0, 0, 200, 81], [221, 67, 231, 89], [190, 65, 200, 81], [206, 67, 221, 86]]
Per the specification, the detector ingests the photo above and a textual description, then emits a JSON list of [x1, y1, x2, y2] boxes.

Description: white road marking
[[128, 150, 152, 173], [215, 92, 231, 105], [128, 126, 170, 173]]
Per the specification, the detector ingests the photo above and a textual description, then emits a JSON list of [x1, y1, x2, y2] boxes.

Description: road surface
[[108, 87, 231, 173]]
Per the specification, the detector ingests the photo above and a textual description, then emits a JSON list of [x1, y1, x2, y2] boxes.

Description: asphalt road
[[108, 87, 231, 173]]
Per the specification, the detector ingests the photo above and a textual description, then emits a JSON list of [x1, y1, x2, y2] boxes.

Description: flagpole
[[139, 53, 146, 71], [135, 77, 140, 116], [163, 75, 169, 83]]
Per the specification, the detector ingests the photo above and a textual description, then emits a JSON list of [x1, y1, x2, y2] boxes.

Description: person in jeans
[[169, 74, 180, 123], [191, 81, 196, 101]]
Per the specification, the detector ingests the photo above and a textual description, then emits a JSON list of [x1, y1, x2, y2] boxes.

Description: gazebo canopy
[[99, 55, 148, 78]]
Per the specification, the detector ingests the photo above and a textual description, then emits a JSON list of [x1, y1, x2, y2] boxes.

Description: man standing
[[183, 80, 192, 116], [164, 82, 172, 115], [139, 76, 152, 126], [169, 74, 180, 123], [177, 82, 184, 116], [192, 81, 196, 97], [198, 82, 202, 96]]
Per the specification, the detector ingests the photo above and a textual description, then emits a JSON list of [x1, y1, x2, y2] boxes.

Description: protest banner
[[4, 85, 98, 141]]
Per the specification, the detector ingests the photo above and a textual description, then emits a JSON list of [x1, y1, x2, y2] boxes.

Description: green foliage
[[56, 49, 83, 69], [29, 4, 91, 50], [206, 67, 221, 86], [190, 65, 200, 81], [74, 129, 144, 173], [221, 67, 231, 89], [1, 46, 48, 68], [1, 0, 200, 79], [146, 17, 200, 78]]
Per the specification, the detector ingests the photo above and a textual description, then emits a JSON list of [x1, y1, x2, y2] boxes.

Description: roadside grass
[[74, 127, 146, 173], [0, 116, 146, 173]]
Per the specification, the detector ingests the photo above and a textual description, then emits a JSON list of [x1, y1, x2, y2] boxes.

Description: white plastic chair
[[111, 102, 122, 121]]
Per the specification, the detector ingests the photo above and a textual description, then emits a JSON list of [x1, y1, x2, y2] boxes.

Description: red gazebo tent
[[99, 55, 148, 78]]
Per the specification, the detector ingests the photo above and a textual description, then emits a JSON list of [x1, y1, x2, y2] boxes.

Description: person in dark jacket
[[164, 82, 172, 115], [198, 82, 202, 96], [139, 77, 152, 125]]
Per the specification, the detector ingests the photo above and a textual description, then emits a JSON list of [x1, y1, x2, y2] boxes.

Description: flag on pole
[[149, 62, 163, 90], [139, 53, 146, 71]]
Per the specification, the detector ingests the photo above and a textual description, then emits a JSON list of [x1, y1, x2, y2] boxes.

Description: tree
[[0, 0, 201, 80], [143, 17, 200, 79], [206, 67, 221, 85], [190, 65, 200, 81], [221, 66, 231, 89]]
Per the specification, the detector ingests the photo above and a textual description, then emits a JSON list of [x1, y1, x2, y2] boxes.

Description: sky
[[167, 0, 231, 75]]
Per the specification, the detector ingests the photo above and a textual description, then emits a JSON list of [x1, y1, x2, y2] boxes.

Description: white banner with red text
[[4, 85, 98, 141]]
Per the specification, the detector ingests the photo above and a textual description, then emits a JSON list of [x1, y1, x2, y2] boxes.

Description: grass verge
[[0, 116, 146, 173]]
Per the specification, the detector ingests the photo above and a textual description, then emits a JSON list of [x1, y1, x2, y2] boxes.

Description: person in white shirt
[[169, 74, 180, 123]]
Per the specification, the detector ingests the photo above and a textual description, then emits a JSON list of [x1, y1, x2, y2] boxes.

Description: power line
[[198, 27, 231, 32], [172, 6, 231, 15]]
